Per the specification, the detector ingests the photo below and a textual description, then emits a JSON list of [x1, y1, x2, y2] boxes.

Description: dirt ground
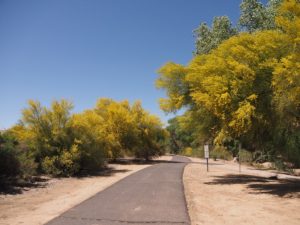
[[184, 157, 300, 225], [0, 156, 172, 225]]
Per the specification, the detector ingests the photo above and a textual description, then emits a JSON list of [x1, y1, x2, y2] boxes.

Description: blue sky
[[0, 0, 243, 128]]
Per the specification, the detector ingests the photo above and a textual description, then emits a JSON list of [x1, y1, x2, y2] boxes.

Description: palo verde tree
[[9, 98, 168, 177], [15, 99, 81, 176], [157, 0, 300, 165]]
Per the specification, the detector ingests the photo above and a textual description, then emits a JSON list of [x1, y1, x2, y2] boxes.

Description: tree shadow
[[152, 159, 187, 164], [205, 174, 300, 198], [0, 157, 187, 195], [192, 161, 225, 166], [0, 176, 49, 195], [76, 168, 131, 177], [109, 158, 154, 165], [109, 158, 184, 165]]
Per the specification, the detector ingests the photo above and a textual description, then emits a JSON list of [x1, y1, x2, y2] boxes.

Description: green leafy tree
[[239, 0, 283, 32], [0, 131, 36, 179], [239, 0, 268, 32], [194, 0, 283, 54], [0, 132, 21, 177], [194, 16, 237, 55]]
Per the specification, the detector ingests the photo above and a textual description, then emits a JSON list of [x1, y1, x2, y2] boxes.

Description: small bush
[[42, 145, 81, 176], [273, 159, 294, 173], [211, 146, 232, 160], [182, 147, 193, 156], [42, 156, 62, 176], [18, 152, 37, 178], [191, 147, 205, 158], [0, 132, 22, 178], [181, 147, 204, 158], [0, 147, 21, 177], [239, 149, 253, 163], [80, 145, 107, 171]]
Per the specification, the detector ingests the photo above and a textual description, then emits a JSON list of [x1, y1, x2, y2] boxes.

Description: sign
[[204, 145, 209, 159]]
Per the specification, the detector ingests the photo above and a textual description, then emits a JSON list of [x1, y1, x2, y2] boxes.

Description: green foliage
[[19, 99, 78, 176], [160, 30, 290, 147], [239, 149, 253, 163], [180, 147, 204, 158], [211, 146, 233, 160], [194, 16, 237, 55], [156, 63, 190, 112], [239, 0, 265, 32], [157, 0, 300, 167], [193, 0, 283, 55], [130, 101, 167, 160], [0, 132, 21, 177], [7, 98, 167, 177], [41, 144, 81, 176], [271, 0, 300, 166], [70, 109, 111, 170], [192, 147, 205, 158], [239, 0, 282, 32], [182, 147, 193, 156], [166, 116, 194, 153], [18, 152, 37, 178], [0, 131, 37, 179], [166, 109, 219, 155]]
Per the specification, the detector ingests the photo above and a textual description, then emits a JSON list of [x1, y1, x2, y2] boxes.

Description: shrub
[[2, 132, 39, 179], [180, 147, 205, 158], [191, 147, 205, 158], [239, 149, 253, 163], [6, 98, 167, 177], [284, 130, 300, 167], [0, 132, 21, 177], [79, 144, 107, 171], [182, 147, 193, 156], [0, 147, 21, 177], [18, 151, 37, 178], [42, 156, 62, 176], [41, 145, 81, 176], [211, 146, 232, 160]]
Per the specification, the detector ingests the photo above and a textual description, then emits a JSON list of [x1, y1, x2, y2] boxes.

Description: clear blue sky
[[0, 0, 243, 129]]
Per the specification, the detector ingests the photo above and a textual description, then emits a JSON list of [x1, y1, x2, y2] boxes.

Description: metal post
[[204, 144, 209, 172], [238, 143, 241, 173], [206, 158, 209, 172]]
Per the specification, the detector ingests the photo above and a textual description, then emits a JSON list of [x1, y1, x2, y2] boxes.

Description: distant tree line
[[159, 0, 300, 167]]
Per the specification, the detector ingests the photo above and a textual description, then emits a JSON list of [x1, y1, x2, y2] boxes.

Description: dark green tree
[[194, 16, 237, 55]]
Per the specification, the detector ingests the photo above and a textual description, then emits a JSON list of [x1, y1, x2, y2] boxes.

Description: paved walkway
[[46, 156, 191, 225]]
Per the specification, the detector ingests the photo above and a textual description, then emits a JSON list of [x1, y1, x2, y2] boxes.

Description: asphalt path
[[46, 156, 191, 225]]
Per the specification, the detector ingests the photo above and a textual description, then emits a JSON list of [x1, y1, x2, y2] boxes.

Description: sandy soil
[[0, 156, 172, 225], [184, 157, 300, 225]]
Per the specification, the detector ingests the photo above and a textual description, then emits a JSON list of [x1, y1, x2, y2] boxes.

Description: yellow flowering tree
[[158, 0, 300, 165]]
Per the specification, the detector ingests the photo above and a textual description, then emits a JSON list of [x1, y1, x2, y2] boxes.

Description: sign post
[[204, 144, 209, 172], [238, 143, 242, 173]]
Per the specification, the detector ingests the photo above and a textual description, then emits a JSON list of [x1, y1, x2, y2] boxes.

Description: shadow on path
[[0, 156, 189, 196], [109, 158, 185, 165]]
